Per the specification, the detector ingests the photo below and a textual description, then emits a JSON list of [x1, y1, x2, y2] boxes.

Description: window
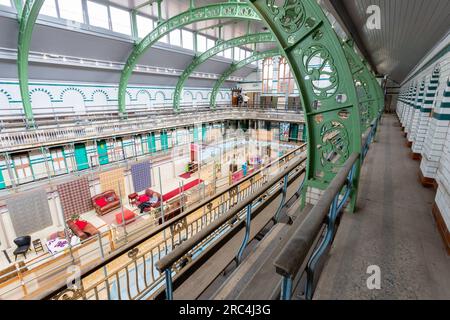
[[197, 34, 207, 52], [278, 57, 295, 94], [181, 29, 194, 50], [13, 154, 32, 181], [0, 0, 10, 7], [170, 29, 181, 47], [110, 6, 131, 35], [224, 48, 233, 60], [262, 57, 273, 93], [50, 148, 66, 174], [58, 0, 84, 23], [87, 1, 109, 29], [136, 15, 153, 39], [40, 0, 58, 17], [206, 38, 215, 50]]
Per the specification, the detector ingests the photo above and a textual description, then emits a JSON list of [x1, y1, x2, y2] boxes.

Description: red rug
[[179, 172, 191, 179]]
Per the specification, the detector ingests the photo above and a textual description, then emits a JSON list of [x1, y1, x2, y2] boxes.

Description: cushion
[[95, 197, 108, 207], [106, 195, 116, 202], [74, 220, 88, 230], [138, 194, 150, 203]]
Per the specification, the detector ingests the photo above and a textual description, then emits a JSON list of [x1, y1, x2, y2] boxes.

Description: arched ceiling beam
[[210, 48, 280, 108], [246, 0, 363, 210], [118, 1, 262, 115], [342, 40, 381, 130], [174, 32, 275, 110], [17, 0, 44, 126]]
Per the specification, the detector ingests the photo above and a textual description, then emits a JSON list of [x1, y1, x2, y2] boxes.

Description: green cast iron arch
[[210, 48, 281, 107], [342, 40, 381, 129], [118, 1, 262, 114], [17, 0, 45, 124], [247, 0, 363, 209], [173, 32, 275, 111]]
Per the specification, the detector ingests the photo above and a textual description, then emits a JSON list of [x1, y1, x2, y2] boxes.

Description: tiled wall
[[0, 79, 232, 116], [396, 48, 450, 240]]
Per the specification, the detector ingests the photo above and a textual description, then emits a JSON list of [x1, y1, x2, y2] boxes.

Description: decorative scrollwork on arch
[[266, 0, 306, 33], [302, 44, 339, 99], [319, 120, 350, 173]]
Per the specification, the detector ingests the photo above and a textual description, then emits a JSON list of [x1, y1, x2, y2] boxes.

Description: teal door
[[202, 124, 207, 141], [0, 169, 5, 189], [97, 140, 109, 165], [289, 124, 299, 142], [74, 143, 89, 171], [193, 126, 199, 142], [148, 133, 156, 153]]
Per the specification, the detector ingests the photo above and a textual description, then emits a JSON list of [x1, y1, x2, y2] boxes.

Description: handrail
[[155, 155, 307, 299], [274, 111, 382, 300], [273, 152, 359, 277]]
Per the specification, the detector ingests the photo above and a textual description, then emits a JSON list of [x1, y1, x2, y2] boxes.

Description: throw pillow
[[106, 195, 115, 202], [95, 197, 108, 207], [74, 220, 88, 230], [139, 194, 150, 203]]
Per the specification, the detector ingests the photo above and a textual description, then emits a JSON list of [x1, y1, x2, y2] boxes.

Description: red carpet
[[162, 179, 203, 202]]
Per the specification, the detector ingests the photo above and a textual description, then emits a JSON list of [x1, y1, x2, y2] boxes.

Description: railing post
[[235, 204, 252, 266], [273, 174, 288, 222], [305, 194, 339, 300], [164, 268, 174, 300], [280, 276, 293, 300]]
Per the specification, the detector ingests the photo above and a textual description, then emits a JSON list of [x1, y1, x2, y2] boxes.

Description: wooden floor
[[314, 114, 450, 299]]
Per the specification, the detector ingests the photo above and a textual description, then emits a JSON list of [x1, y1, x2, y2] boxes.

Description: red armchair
[[134, 189, 161, 212], [67, 220, 99, 240], [92, 190, 121, 216]]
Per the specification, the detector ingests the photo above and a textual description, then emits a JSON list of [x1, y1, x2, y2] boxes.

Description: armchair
[[13, 236, 31, 261]]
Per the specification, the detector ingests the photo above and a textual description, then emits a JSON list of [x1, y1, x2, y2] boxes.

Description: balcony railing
[[0, 104, 304, 151]]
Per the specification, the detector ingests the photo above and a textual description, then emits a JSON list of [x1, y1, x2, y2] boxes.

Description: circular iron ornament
[[302, 44, 339, 99], [266, 0, 306, 33], [319, 120, 350, 172], [51, 287, 84, 300]]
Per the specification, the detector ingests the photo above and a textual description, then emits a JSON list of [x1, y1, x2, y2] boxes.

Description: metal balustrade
[[0, 104, 304, 151]]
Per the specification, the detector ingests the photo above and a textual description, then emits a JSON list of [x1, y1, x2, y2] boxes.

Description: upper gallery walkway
[[0, 105, 304, 152], [314, 114, 450, 299]]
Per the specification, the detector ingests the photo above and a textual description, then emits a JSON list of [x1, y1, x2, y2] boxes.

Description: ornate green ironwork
[[342, 40, 380, 130], [17, 0, 44, 124], [210, 48, 281, 107], [247, 0, 364, 210], [118, 1, 261, 114], [173, 32, 275, 110]]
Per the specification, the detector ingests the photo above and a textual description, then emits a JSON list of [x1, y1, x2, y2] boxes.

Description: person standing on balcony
[[243, 93, 249, 107]]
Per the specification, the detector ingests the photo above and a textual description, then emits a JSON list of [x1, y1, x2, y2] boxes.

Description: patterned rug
[[57, 177, 93, 220], [131, 161, 151, 193], [99, 168, 125, 198], [6, 189, 52, 236]]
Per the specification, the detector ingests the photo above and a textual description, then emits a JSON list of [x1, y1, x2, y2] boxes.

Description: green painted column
[[118, 2, 261, 113], [173, 32, 275, 110], [17, 0, 45, 125], [247, 0, 363, 211]]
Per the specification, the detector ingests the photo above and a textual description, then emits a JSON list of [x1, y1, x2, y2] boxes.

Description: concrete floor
[[314, 114, 450, 299]]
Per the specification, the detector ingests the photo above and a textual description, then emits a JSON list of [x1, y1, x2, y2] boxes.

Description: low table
[[115, 209, 136, 225]]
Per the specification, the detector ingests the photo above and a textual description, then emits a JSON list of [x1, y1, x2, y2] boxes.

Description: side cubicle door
[[97, 140, 109, 165], [74, 143, 89, 171]]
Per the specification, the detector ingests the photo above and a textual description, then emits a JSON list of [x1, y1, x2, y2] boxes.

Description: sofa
[[67, 220, 99, 240], [134, 189, 162, 212], [92, 190, 121, 216]]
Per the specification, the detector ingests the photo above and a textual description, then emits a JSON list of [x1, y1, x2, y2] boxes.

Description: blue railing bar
[[235, 204, 253, 265], [273, 174, 289, 223], [164, 269, 173, 300], [280, 276, 293, 300]]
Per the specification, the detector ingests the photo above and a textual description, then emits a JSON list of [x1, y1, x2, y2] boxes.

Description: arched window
[[262, 57, 273, 93], [278, 57, 295, 94]]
